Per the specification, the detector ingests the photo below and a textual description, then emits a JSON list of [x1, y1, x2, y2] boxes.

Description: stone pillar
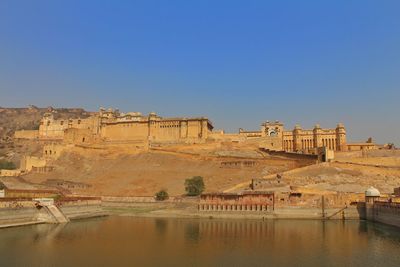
[[313, 124, 323, 148], [180, 121, 188, 139], [293, 124, 302, 152], [201, 119, 209, 140], [148, 112, 158, 141], [336, 123, 346, 151]]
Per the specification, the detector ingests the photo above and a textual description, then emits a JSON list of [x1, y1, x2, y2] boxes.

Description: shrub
[[0, 160, 16, 170], [155, 190, 169, 201], [184, 176, 205, 196]]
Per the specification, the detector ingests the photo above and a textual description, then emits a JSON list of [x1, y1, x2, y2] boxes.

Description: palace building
[[15, 107, 361, 153], [238, 120, 346, 152], [37, 108, 213, 144]]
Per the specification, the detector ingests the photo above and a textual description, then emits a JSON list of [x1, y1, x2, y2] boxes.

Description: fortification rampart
[[14, 130, 39, 139], [15, 106, 387, 159]]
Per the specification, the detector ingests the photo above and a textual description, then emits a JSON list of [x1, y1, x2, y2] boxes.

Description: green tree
[[0, 160, 16, 170], [184, 176, 205, 196], [155, 190, 169, 201]]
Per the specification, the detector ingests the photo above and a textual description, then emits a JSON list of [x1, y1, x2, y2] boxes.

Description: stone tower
[[292, 124, 302, 152], [313, 124, 323, 148], [335, 123, 346, 151]]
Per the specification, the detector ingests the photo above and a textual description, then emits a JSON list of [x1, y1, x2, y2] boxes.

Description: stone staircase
[[34, 198, 70, 224], [44, 204, 69, 223]]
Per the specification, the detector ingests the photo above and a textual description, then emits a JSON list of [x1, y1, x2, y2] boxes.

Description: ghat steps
[[44, 205, 69, 223]]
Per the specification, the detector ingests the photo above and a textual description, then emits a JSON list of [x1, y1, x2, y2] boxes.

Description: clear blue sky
[[0, 1, 399, 145]]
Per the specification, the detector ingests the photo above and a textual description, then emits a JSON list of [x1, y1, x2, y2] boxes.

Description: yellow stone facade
[[239, 121, 347, 152], [37, 108, 213, 144], [24, 107, 350, 152]]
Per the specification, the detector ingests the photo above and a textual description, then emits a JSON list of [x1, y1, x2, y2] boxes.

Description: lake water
[[1, 216, 400, 267]]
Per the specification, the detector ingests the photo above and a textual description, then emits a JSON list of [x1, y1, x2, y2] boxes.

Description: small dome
[[365, 186, 380, 197], [314, 124, 321, 129]]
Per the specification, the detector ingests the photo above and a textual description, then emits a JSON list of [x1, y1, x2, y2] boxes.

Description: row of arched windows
[[301, 139, 314, 150], [322, 138, 337, 150], [160, 122, 180, 128], [284, 140, 294, 151], [283, 138, 338, 151], [44, 150, 56, 155]]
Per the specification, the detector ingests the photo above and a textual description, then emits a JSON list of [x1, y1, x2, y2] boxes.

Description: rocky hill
[[0, 105, 92, 164]]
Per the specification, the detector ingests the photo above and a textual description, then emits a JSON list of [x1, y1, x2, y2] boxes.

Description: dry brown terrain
[[258, 150, 400, 194], [21, 143, 312, 196]]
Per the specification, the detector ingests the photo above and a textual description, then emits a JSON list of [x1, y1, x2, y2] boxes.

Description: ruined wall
[[14, 130, 39, 139], [20, 156, 47, 172]]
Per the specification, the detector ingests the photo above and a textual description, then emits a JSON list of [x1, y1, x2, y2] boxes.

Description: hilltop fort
[[14, 107, 375, 153], [0, 106, 397, 200]]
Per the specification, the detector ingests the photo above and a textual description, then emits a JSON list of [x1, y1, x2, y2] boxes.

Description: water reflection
[[1, 217, 400, 267], [184, 222, 200, 243]]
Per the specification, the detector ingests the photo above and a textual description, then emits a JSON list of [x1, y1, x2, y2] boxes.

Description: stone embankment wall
[[0, 199, 42, 227], [364, 202, 400, 228], [0, 207, 43, 226], [273, 206, 360, 219], [0, 199, 105, 228], [102, 196, 186, 203], [59, 199, 104, 220]]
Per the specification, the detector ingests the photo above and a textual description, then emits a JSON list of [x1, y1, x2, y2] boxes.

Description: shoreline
[[2, 200, 399, 229], [102, 203, 362, 221], [0, 205, 359, 230]]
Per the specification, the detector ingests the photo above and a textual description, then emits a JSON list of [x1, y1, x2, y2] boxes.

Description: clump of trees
[[155, 190, 169, 201], [184, 176, 205, 196], [0, 160, 16, 170]]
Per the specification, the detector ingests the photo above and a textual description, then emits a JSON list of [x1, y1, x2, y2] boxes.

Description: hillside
[[0, 106, 91, 164], [21, 145, 311, 196]]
